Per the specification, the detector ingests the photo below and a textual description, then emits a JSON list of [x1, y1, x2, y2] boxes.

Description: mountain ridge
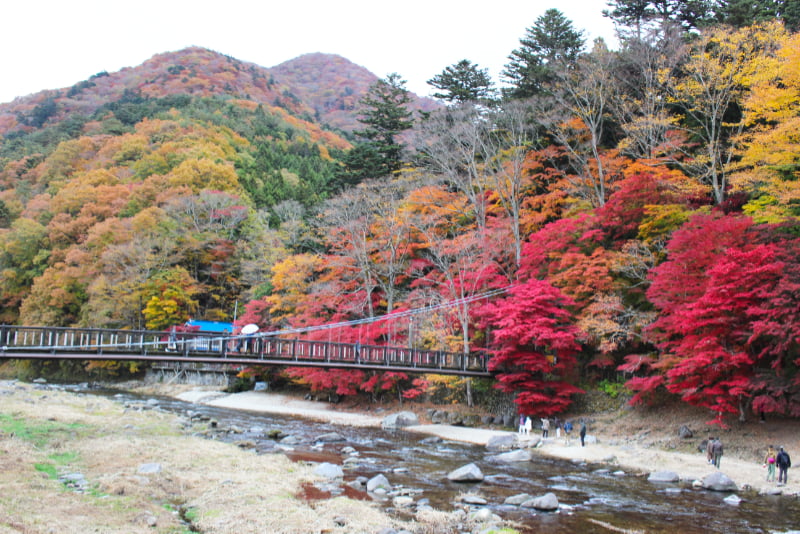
[[0, 46, 438, 137]]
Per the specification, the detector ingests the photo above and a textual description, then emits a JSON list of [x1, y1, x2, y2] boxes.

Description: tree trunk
[[738, 396, 748, 423]]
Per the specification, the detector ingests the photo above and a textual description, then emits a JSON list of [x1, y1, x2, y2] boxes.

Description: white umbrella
[[241, 324, 259, 335]]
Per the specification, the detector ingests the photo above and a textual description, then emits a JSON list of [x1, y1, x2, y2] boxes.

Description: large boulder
[[678, 425, 693, 439], [382, 411, 419, 429], [313, 462, 343, 480], [702, 472, 738, 492], [521, 492, 559, 511], [487, 449, 532, 463], [648, 471, 680, 483], [431, 410, 449, 424], [367, 474, 392, 492], [486, 434, 518, 451], [447, 412, 464, 425], [462, 414, 480, 427], [447, 463, 484, 482]]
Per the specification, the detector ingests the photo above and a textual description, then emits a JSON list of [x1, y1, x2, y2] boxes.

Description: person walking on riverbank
[[564, 420, 573, 445], [706, 435, 715, 464], [541, 417, 550, 439], [764, 445, 777, 482], [519, 415, 525, 434], [777, 446, 791, 485], [711, 438, 724, 469], [580, 421, 587, 447]]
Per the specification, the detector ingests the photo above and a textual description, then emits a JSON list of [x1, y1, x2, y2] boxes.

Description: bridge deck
[[0, 325, 491, 377]]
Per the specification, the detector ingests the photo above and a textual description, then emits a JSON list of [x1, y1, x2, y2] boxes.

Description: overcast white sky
[[1, 0, 617, 104]]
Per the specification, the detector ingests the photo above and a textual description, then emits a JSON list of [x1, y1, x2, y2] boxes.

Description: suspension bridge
[[0, 325, 491, 377]]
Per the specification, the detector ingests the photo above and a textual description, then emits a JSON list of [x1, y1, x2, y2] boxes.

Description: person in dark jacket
[[579, 421, 587, 447], [776, 446, 792, 485], [712, 438, 724, 469]]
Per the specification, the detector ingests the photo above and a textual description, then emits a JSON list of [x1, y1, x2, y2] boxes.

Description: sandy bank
[[173, 387, 800, 497]]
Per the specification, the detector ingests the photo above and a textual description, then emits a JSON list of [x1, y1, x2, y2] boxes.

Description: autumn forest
[[1, 1, 799, 426]]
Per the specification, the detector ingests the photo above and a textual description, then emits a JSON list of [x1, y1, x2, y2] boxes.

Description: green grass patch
[[34, 450, 80, 480], [0, 413, 88, 447], [34, 462, 58, 479]]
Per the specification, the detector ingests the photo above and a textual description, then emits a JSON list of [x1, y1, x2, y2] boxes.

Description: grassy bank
[[0, 381, 405, 533]]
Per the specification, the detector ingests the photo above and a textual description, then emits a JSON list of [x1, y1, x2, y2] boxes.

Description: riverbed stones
[[59, 472, 88, 491], [648, 471, 680, 483], [367, 474, 392, 492], [469, 508, 499, 523], [521, 492, 559, 511], [446, 412, 463, 425], [486, 434, 518, 451], [460, 493, 487, 505], [315, 432, 345, 442], [723, 494, 742, 505], [462, 414, 480, 427], [431, 410, 448, 424], [137, 463, 162, 474], [393, 496, 414, 507], [504, 493, 532, 505], [486, 449, 532, 463], [447, 463, 484, 482], [702, 472, 738, 492], [313, 462, 343, 480], [381, 411, 419, 429]]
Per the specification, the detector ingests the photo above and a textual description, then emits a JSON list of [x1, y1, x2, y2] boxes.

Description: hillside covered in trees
[[2, 0, 800, 427]]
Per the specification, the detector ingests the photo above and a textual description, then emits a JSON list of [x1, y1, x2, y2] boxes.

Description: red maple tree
[[475, 278, 583, 416]]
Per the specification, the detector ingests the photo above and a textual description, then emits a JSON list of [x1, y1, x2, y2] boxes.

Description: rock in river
[[648, 471, 680, 483], [381, 411, 419, 429], [702, 472, 738, 492], [447, 463, 484, 482]]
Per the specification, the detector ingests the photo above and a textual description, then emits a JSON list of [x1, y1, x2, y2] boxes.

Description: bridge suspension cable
[[258, 284, 516, 338], [6, 285, 515, 353]]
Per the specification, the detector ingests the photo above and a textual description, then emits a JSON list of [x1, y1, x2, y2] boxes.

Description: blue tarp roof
[[185, 320, 234, 333]]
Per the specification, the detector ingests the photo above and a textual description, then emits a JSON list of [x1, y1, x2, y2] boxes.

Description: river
[[101, 387, 800, 534]]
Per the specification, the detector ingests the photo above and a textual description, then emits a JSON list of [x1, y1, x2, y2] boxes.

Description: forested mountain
[[2, 8, 800, 426], [0, 47, 436, 137]]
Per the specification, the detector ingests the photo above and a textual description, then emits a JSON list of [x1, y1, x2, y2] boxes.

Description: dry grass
[[0, 381, 408, 534]]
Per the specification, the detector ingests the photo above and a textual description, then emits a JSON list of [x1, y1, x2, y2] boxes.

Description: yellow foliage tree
[[267, 253, 323, 321], [734, 31, 800, 221], [666, 21, 787, 205]]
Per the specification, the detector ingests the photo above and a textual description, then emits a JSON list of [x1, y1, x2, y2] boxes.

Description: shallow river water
[[101, 388, 800, 534]]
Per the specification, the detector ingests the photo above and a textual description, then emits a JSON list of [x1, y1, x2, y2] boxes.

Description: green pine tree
[[502, 9, 585, 99]]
